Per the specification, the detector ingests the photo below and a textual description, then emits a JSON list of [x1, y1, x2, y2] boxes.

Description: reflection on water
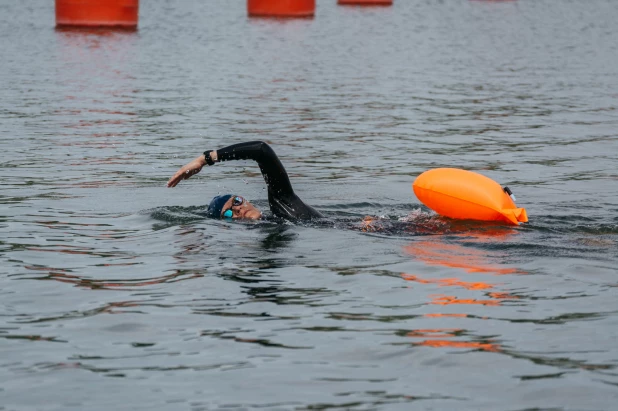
[[403, 235, 522, 275], [401, 233, 525, 339], [52, 27, 140, 192], [402, 327, 501, 353], [257, 224, 298, 251], [1, 0, 618, 410], [37, 270, 201, 290]]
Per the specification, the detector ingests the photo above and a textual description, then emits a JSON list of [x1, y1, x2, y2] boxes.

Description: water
[[1, 0, 617, 409]]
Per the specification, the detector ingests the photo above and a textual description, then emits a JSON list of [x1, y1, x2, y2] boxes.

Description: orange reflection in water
[[55, 26, 138, 165], [415, 339, 500, 352], [424, 313, 468, 318], [403, 231, 524, 315], [405, 328, 501, 352], [402, 274, 494, 290], [431, 294, 502, 306], [404, 240, 518, 275], [405, 328, 462, 338]]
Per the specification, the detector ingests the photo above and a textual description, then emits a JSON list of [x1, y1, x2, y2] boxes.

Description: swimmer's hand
[[167, 155, 207, 187]]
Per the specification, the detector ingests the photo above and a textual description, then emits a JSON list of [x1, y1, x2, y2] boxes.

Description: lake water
[[1, 0, 617, 410]]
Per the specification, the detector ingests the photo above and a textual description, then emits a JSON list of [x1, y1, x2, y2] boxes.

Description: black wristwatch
[[203, 150, 215, 166]]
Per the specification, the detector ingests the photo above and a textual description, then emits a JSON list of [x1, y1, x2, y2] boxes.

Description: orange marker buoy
[[248, 0, 315, 17], [413, 168, 528, 225], [338, 0, 393, 5], [56, 0, 139, 29]]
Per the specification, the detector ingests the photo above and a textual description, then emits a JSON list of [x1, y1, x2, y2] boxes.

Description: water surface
[[1, 0, 617, 410]]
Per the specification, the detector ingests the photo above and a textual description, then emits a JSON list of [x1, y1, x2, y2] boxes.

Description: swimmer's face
[[221, 196, 262, 220]]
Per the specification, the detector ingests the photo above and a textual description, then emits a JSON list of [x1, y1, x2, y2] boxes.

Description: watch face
[[204, 151, 214, 165]]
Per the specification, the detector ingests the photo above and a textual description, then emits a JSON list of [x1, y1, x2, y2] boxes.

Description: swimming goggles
[[222, 196, 244, 218]]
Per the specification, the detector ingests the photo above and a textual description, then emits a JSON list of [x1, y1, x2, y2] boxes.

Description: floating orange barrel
[[338, 0, 393, 5], [56, 0, 139, 28], [248, 0, 315, 17]]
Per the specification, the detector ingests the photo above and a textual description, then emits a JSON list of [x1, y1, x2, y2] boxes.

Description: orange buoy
[[413, 168, 528, 225], [338, 0, 393, 5], [56, 0, 139, 28], [248, 0, 315, 17]]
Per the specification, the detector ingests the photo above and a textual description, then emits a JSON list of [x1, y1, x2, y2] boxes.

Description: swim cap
[[207, 194, 232, 218]]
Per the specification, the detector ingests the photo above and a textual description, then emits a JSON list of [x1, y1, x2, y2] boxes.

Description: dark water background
[[1, 0, 617, 410]]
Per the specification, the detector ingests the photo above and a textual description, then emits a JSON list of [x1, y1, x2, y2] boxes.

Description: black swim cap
[[207, 194, 232, 218]]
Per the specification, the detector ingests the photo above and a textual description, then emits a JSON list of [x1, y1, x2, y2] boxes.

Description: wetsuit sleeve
[[212, 141, 323, 220], [215, 141, 294, 197]]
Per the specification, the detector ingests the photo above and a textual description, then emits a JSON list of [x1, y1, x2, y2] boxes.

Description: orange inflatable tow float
[[413, 168, 528, 225]]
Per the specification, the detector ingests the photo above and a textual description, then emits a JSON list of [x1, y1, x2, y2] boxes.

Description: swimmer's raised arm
[[167, 141, 292, 194], [214, 141, 294, 195], [166, 154, 207, 188]]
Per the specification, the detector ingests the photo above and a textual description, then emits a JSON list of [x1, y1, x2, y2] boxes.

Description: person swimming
[[166, 141, 509, 236], [167, 141, 323, 221]]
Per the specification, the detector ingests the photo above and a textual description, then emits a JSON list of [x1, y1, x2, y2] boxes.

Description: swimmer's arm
[[167, 141, 293, 195], [213, 141, 295, 195], [166, 155, 206, 188]]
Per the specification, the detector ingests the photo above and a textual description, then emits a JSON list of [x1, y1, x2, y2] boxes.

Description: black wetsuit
[[209, 141, 323, 221]]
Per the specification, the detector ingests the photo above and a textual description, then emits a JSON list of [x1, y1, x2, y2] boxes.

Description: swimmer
[[167, 141, 323, 221]]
